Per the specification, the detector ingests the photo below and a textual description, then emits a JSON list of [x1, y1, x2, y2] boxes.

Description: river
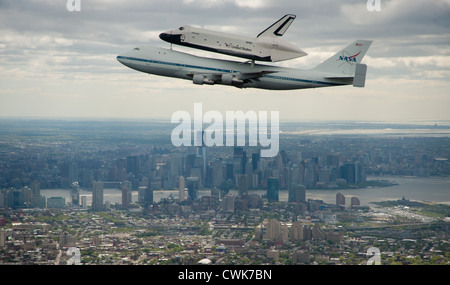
[[40, 176, 450, 207]]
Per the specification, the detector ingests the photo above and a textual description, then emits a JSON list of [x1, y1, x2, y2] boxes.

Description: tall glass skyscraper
[[92, 181, 104, 211], [186, 177, 199, 201], [267, 177, 279, 203]]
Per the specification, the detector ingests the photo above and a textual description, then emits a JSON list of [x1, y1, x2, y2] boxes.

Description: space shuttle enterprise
[[159, 14, 307, 62], [117, 14, 372, 90]]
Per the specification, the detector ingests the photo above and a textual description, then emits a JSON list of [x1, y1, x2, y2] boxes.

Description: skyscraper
[[237, 173, 248, 196], [121, 181, 132, 208], [222, 194, 235, 212], [126, 156, 140, 177], [267, 177, 279, 203], [312, 224, 326, 240], [70, 182, 80, 206], [351, 196, 360, 208], [288, 164, 301, 202], [265, 219, 288, 242], [252, 152, 260, 172], [179, 176, 186, 202], [292, 184, 306, 203], [31, 181, 45, 208], [212, 159, 223, 187], [143, 186, 153, 207], [336, 192, 345, 206], [81, 196, 87, 209], [196, 130, 207, 186], [92, 181, 104, 211], [290, 222, 304, 241], [340, 161, 362, 184], [186, 177, 199, 201]]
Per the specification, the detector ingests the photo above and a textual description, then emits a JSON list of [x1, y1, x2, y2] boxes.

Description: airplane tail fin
[[312, 40, 373, 76], [257, 14, 296, 38]]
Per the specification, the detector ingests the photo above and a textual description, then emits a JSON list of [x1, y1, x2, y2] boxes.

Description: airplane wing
[[238, 70, 278, 79]]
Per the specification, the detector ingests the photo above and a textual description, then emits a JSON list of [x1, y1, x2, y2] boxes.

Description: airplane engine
[[221, 74, 243, 86], [193, 74, 214, 85]]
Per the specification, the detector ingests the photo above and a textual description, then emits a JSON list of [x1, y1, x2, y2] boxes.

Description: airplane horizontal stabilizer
[[353, 63, 367, 87]]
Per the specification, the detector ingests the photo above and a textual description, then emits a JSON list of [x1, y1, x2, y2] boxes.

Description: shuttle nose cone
[[159, 32, 170, 41], [159, 32, 182, 44]]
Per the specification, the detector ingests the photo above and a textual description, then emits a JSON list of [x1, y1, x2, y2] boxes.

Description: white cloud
[[0, 0, 449, 120]]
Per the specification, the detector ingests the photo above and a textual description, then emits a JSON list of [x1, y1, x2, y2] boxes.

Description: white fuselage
[[117, 46, 350, 90]]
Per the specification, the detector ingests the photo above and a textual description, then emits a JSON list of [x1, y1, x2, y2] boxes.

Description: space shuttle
[[159, 14, 307, 62]]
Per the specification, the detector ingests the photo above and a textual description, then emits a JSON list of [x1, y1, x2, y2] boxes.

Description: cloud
[[0, 0, 449, 120]]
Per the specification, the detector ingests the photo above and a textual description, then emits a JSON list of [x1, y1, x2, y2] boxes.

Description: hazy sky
[[1, 0, 449, 121]]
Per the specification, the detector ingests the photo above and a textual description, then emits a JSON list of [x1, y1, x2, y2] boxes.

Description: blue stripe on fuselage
[[117, 56, 346, 87]]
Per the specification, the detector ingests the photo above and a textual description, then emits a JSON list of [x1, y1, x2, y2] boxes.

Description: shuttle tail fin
[[312, 40, 372, 75], [257, 14, 296, 38]]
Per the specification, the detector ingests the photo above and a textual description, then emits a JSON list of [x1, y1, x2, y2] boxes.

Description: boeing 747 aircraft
[[117, 40, 372, 90]]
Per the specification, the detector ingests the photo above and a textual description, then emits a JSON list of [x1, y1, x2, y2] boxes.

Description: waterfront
[[41, 175, 450, 207], [302, 176, 450, 206]]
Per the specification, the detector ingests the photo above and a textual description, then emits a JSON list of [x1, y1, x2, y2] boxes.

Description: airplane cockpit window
[[133, 47, 140, 50]]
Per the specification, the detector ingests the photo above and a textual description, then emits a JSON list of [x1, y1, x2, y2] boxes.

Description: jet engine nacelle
[[193, 74, 214, 85], [221, 74, 243, 85]]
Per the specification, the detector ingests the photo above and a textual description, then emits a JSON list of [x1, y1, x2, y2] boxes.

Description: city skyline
[[1, 119, 449, 209], [1, 119, 449, 267], [0, 0, 449, 121]]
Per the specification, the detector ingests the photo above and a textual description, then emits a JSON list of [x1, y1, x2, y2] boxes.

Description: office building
[[291, 184, 306, 203], [179, 176, 186, 202], [0, 190, 6, 208], [222, 194, 235, 212], [7, 189, 26, 209], [212, 159, 223, 187], [312, 224, 326, 240], [186, 177, 199, 201], [0, 229, 6, 248], [290, 222, 304, 241], [237, 173, 248, 196], [92, 181, 104, 211], [81, 196, 87, 209], [351, 196, 361, 208], [265, 219, 288, 242], [336, 192, 345, 206], [340, 161, 362, 184], [70, 182, 80, 206], [267, 177, 279, 203], [122, 181, 132, 208], [47, 197, 66, 209], [143, 186, 153, 207]]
